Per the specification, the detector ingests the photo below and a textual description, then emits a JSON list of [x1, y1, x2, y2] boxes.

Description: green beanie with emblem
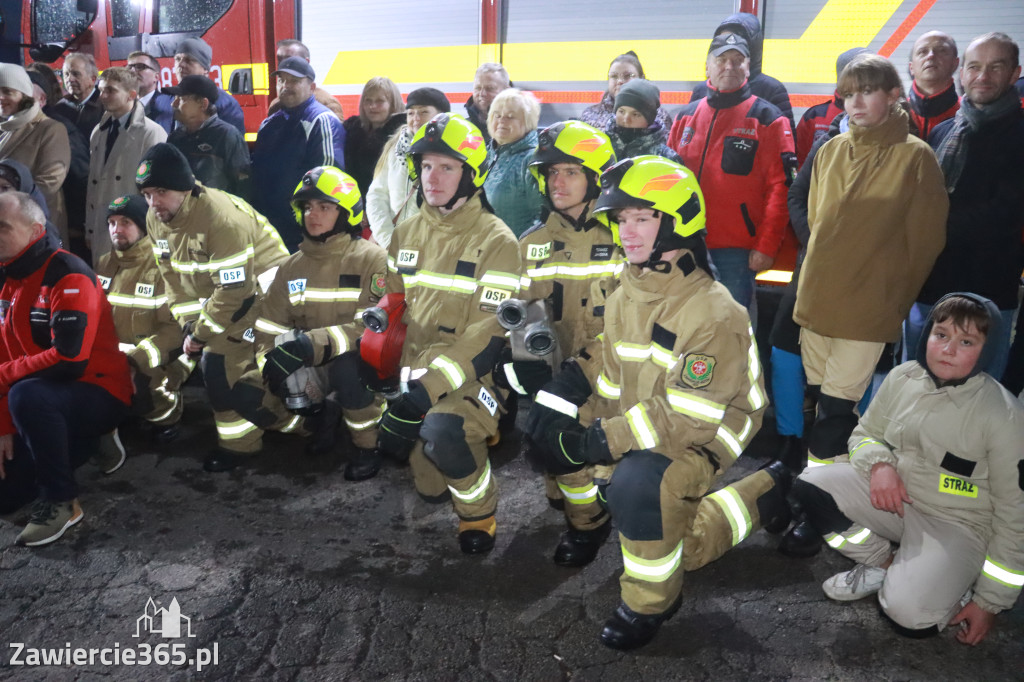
[[135, 143, 196, 192], [107, 194, 150, 234]]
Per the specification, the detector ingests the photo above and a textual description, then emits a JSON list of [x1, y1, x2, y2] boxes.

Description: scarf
[[934, 89, 1021, 193], [393, 126, 414, 160]]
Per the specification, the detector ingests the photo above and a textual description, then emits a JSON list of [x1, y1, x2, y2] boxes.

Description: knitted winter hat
[[406, 87, 451, 113], [107, 194, 150, 234], [135, 143, 196, 191], [836, 48, 872, 80], [0, 64, 34, 99], [615, 79, 660, 126], [176, 38, 213, 71]]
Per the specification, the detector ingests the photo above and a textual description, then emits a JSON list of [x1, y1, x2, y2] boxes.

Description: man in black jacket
[[907, 32, 1024, 382]]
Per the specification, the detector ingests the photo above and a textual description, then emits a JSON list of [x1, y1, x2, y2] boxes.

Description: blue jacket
[[251, 95, 346, 251], [144, 90, 175, 134], [215, 89, 245, 135], [483, 129, 542, 238]]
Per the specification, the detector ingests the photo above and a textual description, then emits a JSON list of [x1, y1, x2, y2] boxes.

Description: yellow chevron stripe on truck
[[323, 0, 903, 86]]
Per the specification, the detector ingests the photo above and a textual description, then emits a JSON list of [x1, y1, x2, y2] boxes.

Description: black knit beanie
[[107, 194, 150, 234], [406, 87, 451, 113], [135, 143, 196, 191], [615, 79, 660, 127]]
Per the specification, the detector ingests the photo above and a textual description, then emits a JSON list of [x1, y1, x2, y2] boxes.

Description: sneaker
[[16, 499, 84, 547], [822, 564, 887, 601], [93, 429, 126, 474]]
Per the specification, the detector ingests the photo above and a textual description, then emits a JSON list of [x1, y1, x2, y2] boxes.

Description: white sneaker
[[822, 564, 887, 601]]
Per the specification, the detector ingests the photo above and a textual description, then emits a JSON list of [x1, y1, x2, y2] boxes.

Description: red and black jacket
[[0, 233, 132, 434], [795, 94, 844, 167], [669, 81, 796, 257], [908, 81, 960, 141]]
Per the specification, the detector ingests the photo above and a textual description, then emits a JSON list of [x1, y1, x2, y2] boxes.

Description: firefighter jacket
[[146, 182, 289, 347], [794, 109, 948, 343], [578, 251, 767, 470], [668, 82, 796, 258], [848, 361, 1024, 614], [386, 194, 521, 404], [95, 235, 183, 372], [0, 233, 132, 434], [908, 81, 960, 142], [253, 233, 387, 364], [518, 202, 623, 358]]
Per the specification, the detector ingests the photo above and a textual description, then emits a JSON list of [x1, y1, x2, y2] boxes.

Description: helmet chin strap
[[442, 166, 478, 210], [640, 213, 677, 270]]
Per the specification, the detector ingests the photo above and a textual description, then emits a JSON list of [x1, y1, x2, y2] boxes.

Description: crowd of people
[[0, 16, 1021, 652]]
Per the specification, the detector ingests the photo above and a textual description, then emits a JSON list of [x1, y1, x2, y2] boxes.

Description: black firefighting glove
[[492, 346, 553, 396], [377, 381, 431, 460], [524, 361, 593, 442], [262, 332, 314, 395], [541, 417, 615, 475]]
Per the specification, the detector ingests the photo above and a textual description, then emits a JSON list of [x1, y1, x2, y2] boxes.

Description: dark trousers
[[0, 379, 127, 513]]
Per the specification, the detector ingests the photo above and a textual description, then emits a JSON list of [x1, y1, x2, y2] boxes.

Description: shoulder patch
[[370, 272, 386, 297], [681, 353, 715, 388]]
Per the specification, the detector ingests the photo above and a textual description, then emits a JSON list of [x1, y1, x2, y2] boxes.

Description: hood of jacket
[[916, 292, 1002, 384], [715, 13, 764, 77], [0, 157, 50, 220]]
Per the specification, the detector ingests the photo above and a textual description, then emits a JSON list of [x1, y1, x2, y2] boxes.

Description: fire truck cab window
[[33, 0, 83, 44], [155, 0, 233, 34], [110, 0, 143, 38]]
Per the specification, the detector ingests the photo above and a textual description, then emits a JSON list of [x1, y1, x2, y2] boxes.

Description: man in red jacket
[[0, 192, 132, 547], [669, 33, 795, 326]]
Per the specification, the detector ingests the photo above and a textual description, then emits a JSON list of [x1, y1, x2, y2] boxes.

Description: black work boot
[[599, 594, 682, 650], [203, 448, 242, 473], [458, 516, 497, 555], [554, 518, 612, 567], [305, 400, 342, 456], [344, 448, 383, 482], [779, 516, 823, 557], [775, 435, 806, 474], [758, 461, 794, 535], [151, 421, 181, 445]]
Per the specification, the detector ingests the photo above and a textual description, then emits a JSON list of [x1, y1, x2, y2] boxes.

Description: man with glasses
[[127, 51, 174, 133], [465, 63, 510, 145]]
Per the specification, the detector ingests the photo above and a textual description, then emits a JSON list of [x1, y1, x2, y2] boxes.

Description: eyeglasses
[[608, 72, 638, 82], [127, 63, 155, 72]]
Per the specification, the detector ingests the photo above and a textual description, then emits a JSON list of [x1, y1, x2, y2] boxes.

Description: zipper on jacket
[[696, 108, 720, 182]]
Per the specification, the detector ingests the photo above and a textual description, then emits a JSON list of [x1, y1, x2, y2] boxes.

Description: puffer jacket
[[386, 194, 521, 403], [483, 129, 542, 238]]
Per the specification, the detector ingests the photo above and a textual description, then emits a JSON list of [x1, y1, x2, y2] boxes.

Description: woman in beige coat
[[0, 64, 70, 239]]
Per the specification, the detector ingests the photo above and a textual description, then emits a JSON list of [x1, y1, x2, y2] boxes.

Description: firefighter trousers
[[235, 351, 383, 448], [797, 463, 986, 630], [131, 355, 194, 426], [201, 334, 265, 454], [604, 449, 781, 615], [409, 380, 502, 522]]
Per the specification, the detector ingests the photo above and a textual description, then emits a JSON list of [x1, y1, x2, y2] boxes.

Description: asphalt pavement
[[0, 387, 1021, 681]]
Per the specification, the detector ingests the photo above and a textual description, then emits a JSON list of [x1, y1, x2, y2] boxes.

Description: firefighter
[[95, 194, 193, 443], [136, 143, 289, 472], [527, 156, 790, 649], [502, 120, 621, 567], [238, 166, 388, 480], [377, 113, 521, 555]]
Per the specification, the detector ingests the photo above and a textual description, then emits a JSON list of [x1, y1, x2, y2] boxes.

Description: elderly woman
[[579, 51, 673, 133], [606, 79, 682, 163], [343, 77, 406, 196], [0, 64, 70, 236], [365, 87, 450, 248], [482, 88, 542, 237]]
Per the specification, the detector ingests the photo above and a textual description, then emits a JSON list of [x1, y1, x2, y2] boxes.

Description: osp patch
[[681, 353, 715, 388]]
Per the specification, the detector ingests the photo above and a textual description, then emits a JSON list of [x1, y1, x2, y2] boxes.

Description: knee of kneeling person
[[7, 378, 50, 415], [420, 413, 477, 479], [878, 594, 941, 638]]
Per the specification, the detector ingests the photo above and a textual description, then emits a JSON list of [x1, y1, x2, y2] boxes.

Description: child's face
[[926, 319, 986, 382]]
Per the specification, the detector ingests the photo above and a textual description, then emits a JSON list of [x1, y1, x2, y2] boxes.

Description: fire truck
[[2, 0, 1022, 280]]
